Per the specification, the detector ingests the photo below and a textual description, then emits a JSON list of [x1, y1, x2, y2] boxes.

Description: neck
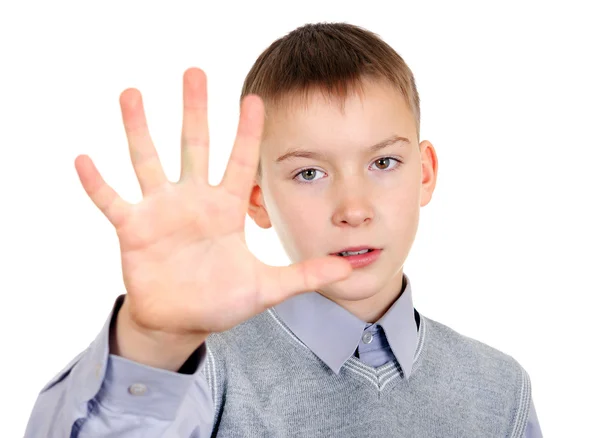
[[330, 269, 405, 323]]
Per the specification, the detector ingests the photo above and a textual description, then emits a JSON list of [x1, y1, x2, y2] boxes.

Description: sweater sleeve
[[24, 295, 215, 437], [524, 398, 543, 438]]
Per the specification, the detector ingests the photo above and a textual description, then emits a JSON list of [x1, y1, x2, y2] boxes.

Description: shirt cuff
[[68, 294, 207, 421], [95, 344, 206, 421]]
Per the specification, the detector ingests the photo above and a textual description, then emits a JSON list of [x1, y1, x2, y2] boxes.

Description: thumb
[[262, 256, 353, 307]]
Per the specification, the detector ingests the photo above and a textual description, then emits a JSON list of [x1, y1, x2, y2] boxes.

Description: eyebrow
[[274, 134, 411, 164]]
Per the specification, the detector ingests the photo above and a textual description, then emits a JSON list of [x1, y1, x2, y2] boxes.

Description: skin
[[76, 68, 435, 371], [248, 78, 438, 323]]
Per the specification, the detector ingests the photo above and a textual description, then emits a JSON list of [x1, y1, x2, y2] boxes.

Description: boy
[[25, 22, 542, 437]]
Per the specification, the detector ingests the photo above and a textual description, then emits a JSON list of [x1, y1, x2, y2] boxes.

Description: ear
[[247, 180, 272, 229], [419, 140, 438, 207]]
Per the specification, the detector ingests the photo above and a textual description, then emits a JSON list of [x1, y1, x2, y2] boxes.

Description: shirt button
[[128, 383, 147, 396], [362, 331, 373, 344]]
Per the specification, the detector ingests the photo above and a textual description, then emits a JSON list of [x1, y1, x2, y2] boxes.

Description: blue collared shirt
[[25, 273, 542, 437], [274, 273, 542, 437]]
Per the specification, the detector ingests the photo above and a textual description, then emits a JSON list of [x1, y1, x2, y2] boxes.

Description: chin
[[322, 275, 382, 302]]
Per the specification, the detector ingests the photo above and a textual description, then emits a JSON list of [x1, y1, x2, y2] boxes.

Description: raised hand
[[74, 68, 352, 364]]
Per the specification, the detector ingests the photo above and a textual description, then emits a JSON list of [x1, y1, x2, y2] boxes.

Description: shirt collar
[[273, 272, 418, 378]]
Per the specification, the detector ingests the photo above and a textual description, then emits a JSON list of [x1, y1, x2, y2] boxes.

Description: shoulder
[[422, 314, 525, 367], [418, 315, 532, 437], [419, 314, 531, 389]]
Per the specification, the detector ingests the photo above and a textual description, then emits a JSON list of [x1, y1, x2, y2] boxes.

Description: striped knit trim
[[413, 313, 427, 365], [379, 366, 400, 381], [345, 358, 404, 390], [380, 372, 401, 390], [267, 308, 311, 352], [509, 364, 532, 438], [345, 362, 379, 389], [205, 345, 219, 426], [201, 349, 211, 388], [347, 357, 397, 374]]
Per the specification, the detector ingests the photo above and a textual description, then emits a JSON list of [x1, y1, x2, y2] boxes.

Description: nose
[[331, 184, 375, 227]]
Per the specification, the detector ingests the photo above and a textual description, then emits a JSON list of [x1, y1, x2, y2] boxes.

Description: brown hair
[[240, 22, 421, 177]]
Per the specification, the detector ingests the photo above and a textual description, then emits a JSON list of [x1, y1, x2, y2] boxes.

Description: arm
[[24, 295, 215, 438], [25, 67, 349, 437], [524, 398, 543, 438]]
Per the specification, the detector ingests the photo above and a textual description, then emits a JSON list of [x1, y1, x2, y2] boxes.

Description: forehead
[[261, 79, 416, 149]]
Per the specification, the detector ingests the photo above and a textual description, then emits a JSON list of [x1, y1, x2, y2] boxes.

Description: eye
[[371, 157, 401, 171], [293, 168, 325, 183], [292, 157, 403, 184]]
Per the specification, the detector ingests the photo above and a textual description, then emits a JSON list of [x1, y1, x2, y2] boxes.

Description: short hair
[[240, 22, 421, 178]]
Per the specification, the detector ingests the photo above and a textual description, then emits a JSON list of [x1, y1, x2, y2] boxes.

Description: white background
[[1, 1, 598, 436]]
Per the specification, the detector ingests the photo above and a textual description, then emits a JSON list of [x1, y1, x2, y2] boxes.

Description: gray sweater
[[202, 303, 531, 437]]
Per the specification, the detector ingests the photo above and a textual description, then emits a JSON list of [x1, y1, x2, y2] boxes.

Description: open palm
[[74, 68, 352, 338]]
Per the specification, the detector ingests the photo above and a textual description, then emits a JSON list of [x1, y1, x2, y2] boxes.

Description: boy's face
[[248, 78, 437, 321]]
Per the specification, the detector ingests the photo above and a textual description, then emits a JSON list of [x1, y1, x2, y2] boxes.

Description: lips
[[330, 248, 382, 268], [330, 246, 378, 255]]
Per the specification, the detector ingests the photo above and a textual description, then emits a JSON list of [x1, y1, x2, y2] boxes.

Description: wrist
[[110, 298, 208, 372]]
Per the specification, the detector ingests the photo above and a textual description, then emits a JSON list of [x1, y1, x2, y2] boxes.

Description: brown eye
[[374, 158, 391, 169]]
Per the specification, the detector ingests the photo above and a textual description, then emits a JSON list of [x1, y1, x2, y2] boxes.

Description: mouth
[[330, 247, 379, 257]]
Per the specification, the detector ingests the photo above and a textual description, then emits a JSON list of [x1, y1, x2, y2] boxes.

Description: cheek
[[382, 181, 421, 232], [389, 187, 419, 214], [279, 195, 326, 234], [270, 191, 330, 251]]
